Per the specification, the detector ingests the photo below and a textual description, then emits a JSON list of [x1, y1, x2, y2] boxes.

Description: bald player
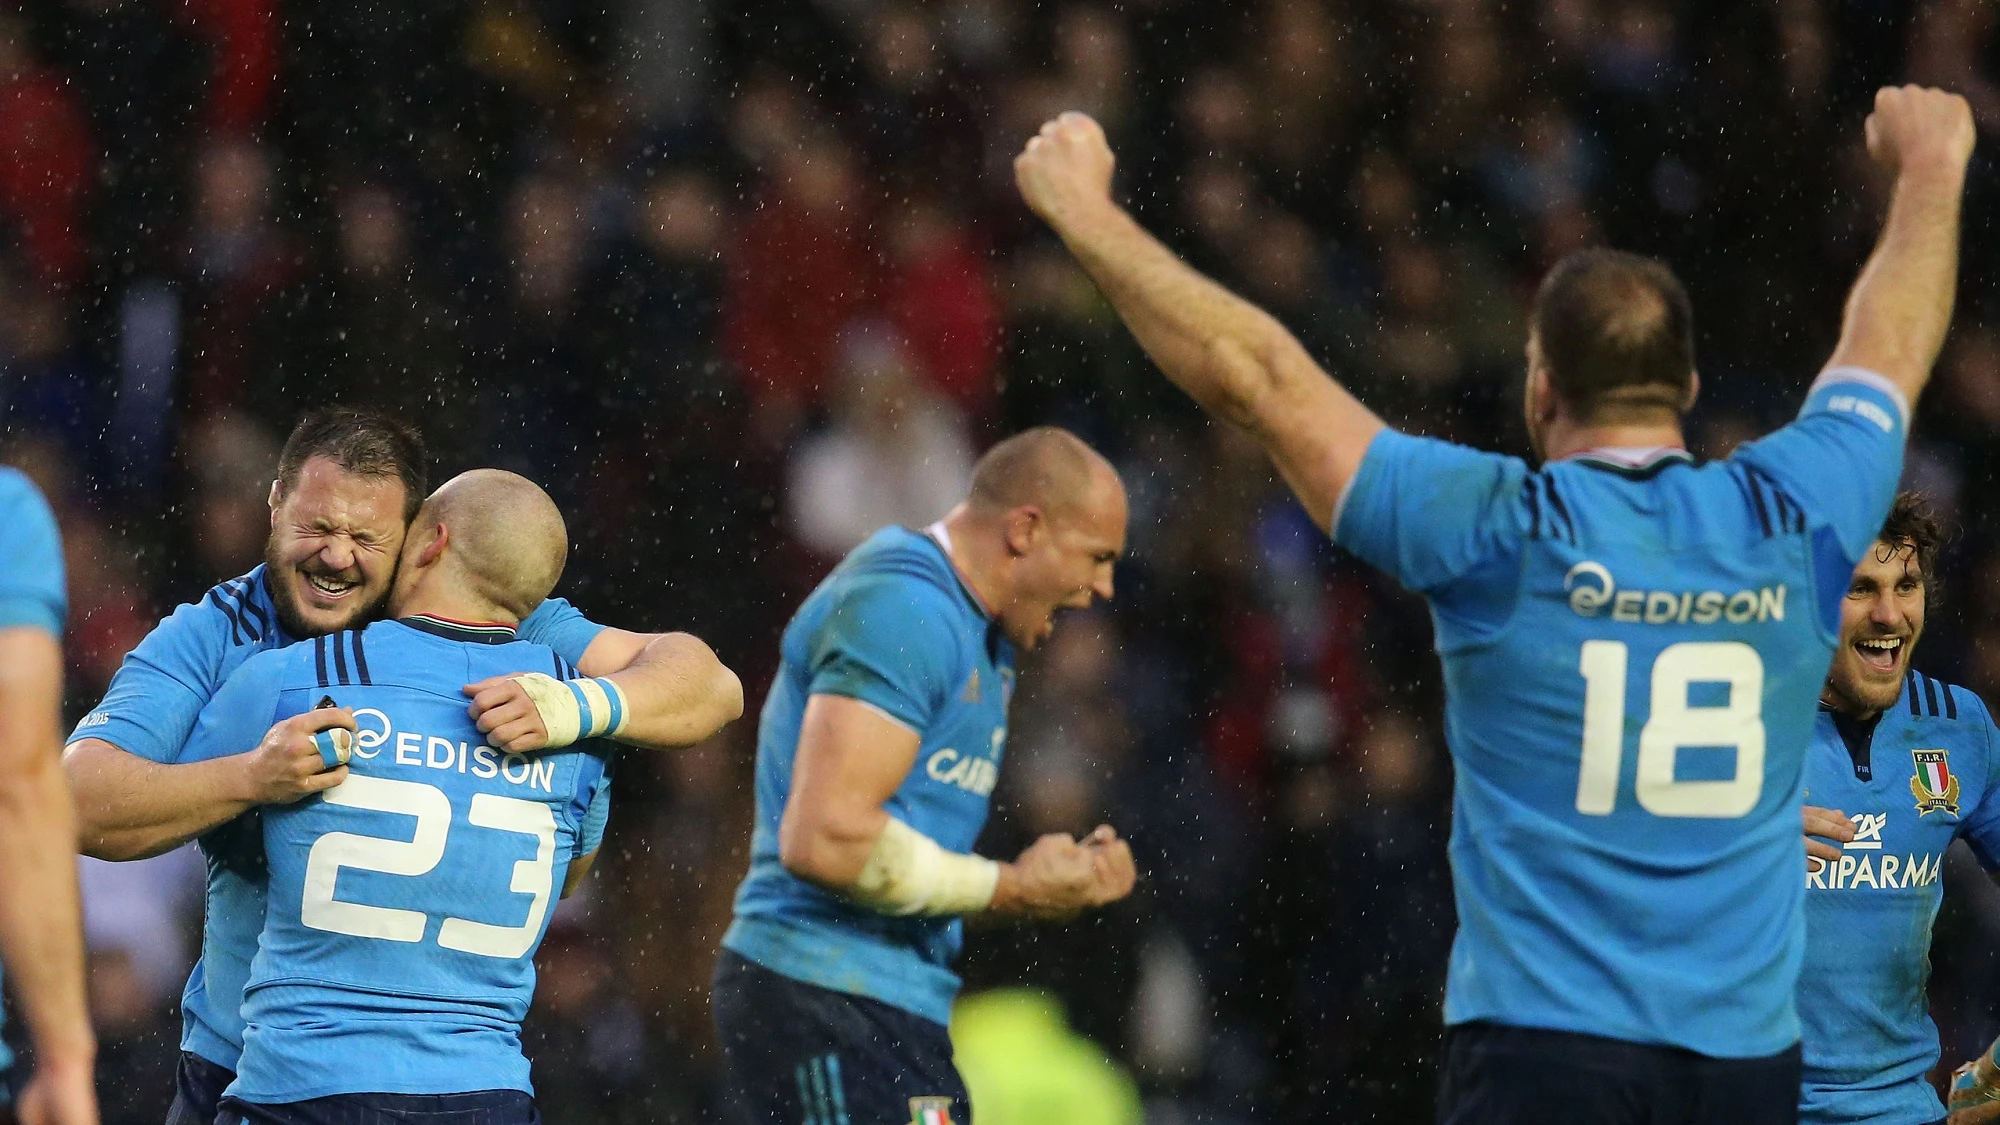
[[715, 427, 1140, 1125], [173, 471, 618, 1125]]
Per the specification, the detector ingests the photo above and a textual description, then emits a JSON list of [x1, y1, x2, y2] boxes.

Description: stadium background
[[2, 0, 2000, 1120]]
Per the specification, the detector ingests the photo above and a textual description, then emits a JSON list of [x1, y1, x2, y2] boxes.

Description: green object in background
[[950, 989, 1143, 1125]]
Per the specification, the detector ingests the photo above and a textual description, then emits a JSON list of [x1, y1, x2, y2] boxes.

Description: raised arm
[[0, 629, 96, 1125], [1015, 112, 1385, 532], [467, 628, 744, 754], [777, 694, 1133, 920], [1825, 85, 1978, 404]]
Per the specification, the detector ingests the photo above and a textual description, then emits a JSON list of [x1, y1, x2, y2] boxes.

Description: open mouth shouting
[[1853, 634, 1907, 674], [301, 568, 363, 604]]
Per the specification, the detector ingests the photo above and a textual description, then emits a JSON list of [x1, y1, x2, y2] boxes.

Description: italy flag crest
[[1912, 749, 1961, 816], [908, 1097, 955, 1125]]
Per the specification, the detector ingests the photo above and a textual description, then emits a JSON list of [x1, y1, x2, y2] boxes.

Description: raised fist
[[1866, 85, 1977, 178]]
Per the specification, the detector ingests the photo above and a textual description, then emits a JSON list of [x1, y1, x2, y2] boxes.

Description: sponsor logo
[[1563, 562, 1787, 624], [1807, 849, 1940, 891], [349, 708, 555, 792], [1912, 749, 1960, 816], [908, 1098, 955, 1125], [1845, 812, 1887, 850]]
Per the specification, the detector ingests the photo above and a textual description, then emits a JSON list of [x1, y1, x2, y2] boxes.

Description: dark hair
[[1877, 490, 1952, 602], [1532, 249, 1696, 423], [274, 407, 428, 520]]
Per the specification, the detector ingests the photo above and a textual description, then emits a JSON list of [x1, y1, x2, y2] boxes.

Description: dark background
[[5, 0, 2000, 1121]]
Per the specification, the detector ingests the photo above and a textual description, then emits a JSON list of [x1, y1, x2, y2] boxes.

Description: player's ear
[[268, 478, 284, 514], [1684, 368, 1701, 412], [414, 523, 449, 569], [1004, 506, 1042, 557]]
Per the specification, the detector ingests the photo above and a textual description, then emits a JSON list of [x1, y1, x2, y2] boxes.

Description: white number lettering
[[437, 796, 557, 958], [302, 776, 450, 942], [1574, 640, 1767, 819], [301, 781, 560, 958]]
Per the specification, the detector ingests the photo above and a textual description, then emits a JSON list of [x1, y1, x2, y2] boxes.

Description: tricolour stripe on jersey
[[351, 630, 372, 686], [208, 588, 251, 646], [1542, 476, 1576, 542], [1523, 476, 1544, 538], [330, 630, 350, 685], [1908, 671, 1922, 717], [1943, 680, 1959, 720], [314, 635, 330, 688], [1922, 674, 1941, 718]]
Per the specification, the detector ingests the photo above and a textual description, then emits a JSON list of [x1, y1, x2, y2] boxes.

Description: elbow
[[777, 804, 871, 890]]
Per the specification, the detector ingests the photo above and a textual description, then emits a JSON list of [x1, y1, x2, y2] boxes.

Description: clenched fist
[[1866, 85, 1977, 179], [241, 708, 355, 805], [992, 824, 1138, 920], [1014, 111, 1118, 232]]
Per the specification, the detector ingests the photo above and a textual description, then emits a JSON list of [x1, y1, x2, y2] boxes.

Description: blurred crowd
[[4, 0, 2000, 1121]]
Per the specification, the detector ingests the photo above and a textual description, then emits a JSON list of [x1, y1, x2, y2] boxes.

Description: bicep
[[0, 628, 63, 771], [574, 628, 652, 678], [1249, 344, 1387, 535], [790, 694, 924, 820]]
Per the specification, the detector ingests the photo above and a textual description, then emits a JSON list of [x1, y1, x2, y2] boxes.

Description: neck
[[1541, 417, 1687, 463], [938, 505, 1008, 618], [1819, 683, 1880, 724], [391, 577, 519, 628]]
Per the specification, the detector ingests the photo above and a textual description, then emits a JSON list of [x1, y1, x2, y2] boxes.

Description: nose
[[319, 538, 358, 573], [1867, 592, 1905, 630], [1092, 565, 1115, 603]]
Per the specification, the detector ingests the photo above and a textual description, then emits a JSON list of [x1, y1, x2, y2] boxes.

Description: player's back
[[233, 618, 612, 1102], [1334, 373, 1907, 1058]]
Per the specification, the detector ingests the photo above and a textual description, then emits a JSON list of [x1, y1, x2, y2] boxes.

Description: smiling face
[[997, 468, 1128, 651], [264, 456, 409, 637], [1824, 537, 1928, 719]]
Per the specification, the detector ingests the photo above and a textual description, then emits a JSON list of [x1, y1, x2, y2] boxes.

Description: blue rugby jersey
[[1332, 368, 1907, 1058], [1797, 673, 2000, 1125], [724, 525, 1015, 1026], [178, 617, 613, 1101], [0, 468, 68, 1081], [66, 564, 606, 1071]]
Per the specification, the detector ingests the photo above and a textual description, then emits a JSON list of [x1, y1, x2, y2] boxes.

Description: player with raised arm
[[1783, 492, 2000, 1125], [714, 428, 1138, 1125], [60, 407, 743, 1125], [1016, 86, 1975, 1125], [0, 469, 97, 1125], [173, 471, 612, 1125]]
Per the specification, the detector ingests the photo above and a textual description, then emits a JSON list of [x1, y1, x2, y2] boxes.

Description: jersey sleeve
[[1333, 428, 1528, 596], [1732, 367, 1908, 567], [1956, 691, 2000, 871], [177, 649, 293, 766], [805, 575, 963, 732], [69, 596, 237, 761], [0, 472, 66, 635], [519, 597, 608, 668]]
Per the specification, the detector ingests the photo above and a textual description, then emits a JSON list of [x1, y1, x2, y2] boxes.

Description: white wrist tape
[[851, 817, 1000, 916], [509, 672, 630, 747]]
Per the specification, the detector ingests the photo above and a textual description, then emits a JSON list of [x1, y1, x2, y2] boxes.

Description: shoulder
[[149, 569, 281, 654], [0, 467, 56, 529]]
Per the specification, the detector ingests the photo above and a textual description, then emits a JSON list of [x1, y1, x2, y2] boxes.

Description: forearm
[[0, 752, 94, 1065], [597, 633, 744, 751], [1828, 161, 1968, 396], [64, 738, 255, 860], [1051, 199, 1323, 427]]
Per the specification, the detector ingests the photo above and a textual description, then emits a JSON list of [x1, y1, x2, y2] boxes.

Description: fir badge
[[908, 1096, 956, 1125], [1912, 749, 1961, 816]]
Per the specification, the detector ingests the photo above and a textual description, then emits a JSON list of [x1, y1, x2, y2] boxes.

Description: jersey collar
[[398, 614, 518, 644], [1562, 446, 1694, 479]]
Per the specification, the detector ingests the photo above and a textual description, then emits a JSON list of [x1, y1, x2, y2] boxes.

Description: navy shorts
[[712, 950, 970, 1125], [1437, 1021, 1802, 1125], [166, 1052, 235, 1125], [216, 1090, 537, 1125]]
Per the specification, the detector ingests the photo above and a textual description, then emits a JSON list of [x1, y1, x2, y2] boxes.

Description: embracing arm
[[778, 694, 1134, 919], [1825, 86, 1977, 404], [1015, 112, 1384, 532], [66, 715, 352, 862], [469, 628, 743, 754], [0, 629, 95, 1108]]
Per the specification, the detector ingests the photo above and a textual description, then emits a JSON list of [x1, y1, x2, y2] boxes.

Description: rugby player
[[1792, 492, 1998, 1125], [61, 407, 743, 1125], [0, 468, 97, 1125], [715, 427, 1139, 1124], [1015, 87, 1974, 1124], [176, 471, 611, 1125]]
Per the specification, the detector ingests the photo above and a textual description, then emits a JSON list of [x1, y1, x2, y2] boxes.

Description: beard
[[263, 538, 391, 639]]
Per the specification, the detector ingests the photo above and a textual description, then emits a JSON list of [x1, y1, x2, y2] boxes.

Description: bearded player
[[1789, 492, 2000, 1125], [62, 407, 743, 1125], [1017, 87, 1974, 1124]]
